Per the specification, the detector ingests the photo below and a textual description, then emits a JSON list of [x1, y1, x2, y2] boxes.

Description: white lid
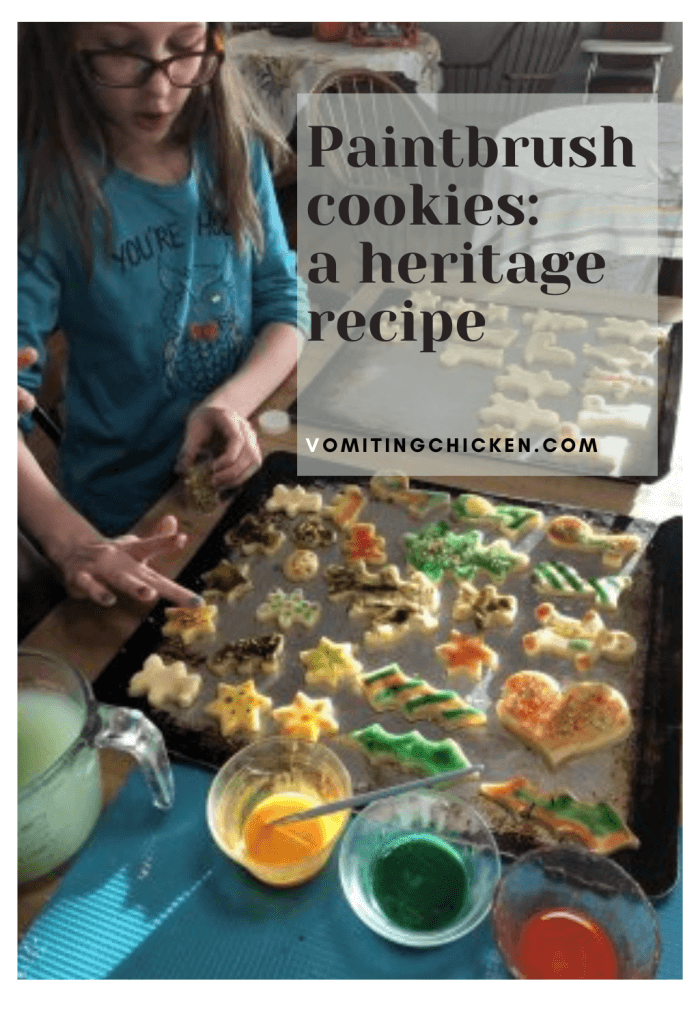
[[258, 410, 291, 435]]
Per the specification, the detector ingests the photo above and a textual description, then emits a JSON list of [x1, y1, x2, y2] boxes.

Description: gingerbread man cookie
[[452, 582, 517, 630], [299, 636, 364, 691], [343, 522, 388, 565], [129, 654, 202, 709], [522, 602, 636, 670], [256, 588, 321, 630], [204, 680, 273, 737], [265, 483, 323, 518], [201, 561, 252, 603], [272, 691, 339, 742], [435, 629, 499, 683], [162, 603, 218, 645]]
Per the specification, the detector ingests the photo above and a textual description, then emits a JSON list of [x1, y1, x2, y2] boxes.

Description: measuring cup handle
[[93, 704, 175, 810]]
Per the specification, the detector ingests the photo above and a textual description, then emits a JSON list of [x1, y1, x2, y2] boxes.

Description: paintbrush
[[268, 763, 484, 827]]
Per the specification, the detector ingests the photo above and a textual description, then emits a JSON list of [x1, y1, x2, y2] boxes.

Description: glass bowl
[[207, 736, 351, 887], [338, 789, 501, 947], [491, 845, 661, 978]]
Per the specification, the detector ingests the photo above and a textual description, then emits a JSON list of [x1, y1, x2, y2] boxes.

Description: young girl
[[18, 22, 308, 608]]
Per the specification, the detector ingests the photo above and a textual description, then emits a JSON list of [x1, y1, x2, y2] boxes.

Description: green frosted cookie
[[346, 723, 472, 776]]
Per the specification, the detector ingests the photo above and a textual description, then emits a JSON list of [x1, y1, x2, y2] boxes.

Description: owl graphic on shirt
[[159, 254, 248, 395]]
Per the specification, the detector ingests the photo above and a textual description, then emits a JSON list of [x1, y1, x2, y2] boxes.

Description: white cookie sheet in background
[[143, 479, 659, 852], [296, 282, 666, 477]]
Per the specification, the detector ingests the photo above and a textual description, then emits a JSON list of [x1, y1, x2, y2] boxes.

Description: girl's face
[[75, 22, 208, 148]]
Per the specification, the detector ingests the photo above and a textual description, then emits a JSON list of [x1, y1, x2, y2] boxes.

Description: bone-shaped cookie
[[524, 332, 576, 367], [480, 393, 560, 432], [522, 602, 636, 670], [522, 309, 588, 333], [439, 344, 504, 369], [545, 515, 642, 569], [495, 364, 571, 400], [578, 394, 652, 433], [582, 343, 654, 371], [583, 366, 656, 400], [596, 317, 665, 347]]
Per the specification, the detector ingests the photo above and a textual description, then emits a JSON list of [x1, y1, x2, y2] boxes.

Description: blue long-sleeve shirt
[[19, 142, 307, 536]]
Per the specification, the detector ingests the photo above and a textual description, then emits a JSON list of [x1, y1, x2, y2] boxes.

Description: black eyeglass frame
[[78, 48, 225, 89]]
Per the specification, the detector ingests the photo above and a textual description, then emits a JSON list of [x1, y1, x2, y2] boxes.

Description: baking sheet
[[93, 452, 681, 897], [293, 285, 679, 482]]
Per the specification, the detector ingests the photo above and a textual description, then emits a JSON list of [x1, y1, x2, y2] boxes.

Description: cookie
[[495, 364, 571, 401], [207, 633, 285, 677], [524, 332, 576, 367], [440, 344, 505, 369], [596, 316, 664, 347], [496, 671, 633, 767], [522, 602, 636, 671], [343, 522, 387, 565], [345, 723, 473, 776], [582, 342, 654, 371], [325, 560, 438, 610], [225, 513, 285, 556], [128, 654, 202, 709], [161, 603, 218, 645], [532, 561, 631, 611], [370, 474, 450, 519], [204, 680, 273, 737], [482, 302, 509, 324], [545, 515, 642, 570], [452, 582, 517, 630], [299, 636, 364, 691], [480, 393, 561, 432], [522, 309, 588, 333], [435, 629, 499, 683], [292, 515, 337, 549], [323, 484, 366, 529], [450, 493, 544, 539], [480, 777, 639, 854], [405, 522, 529, 584], [578, 394, 652, 433], [442, 296, 478, 317], [539, 422, 624, 475], [156, 637, 207, 669], [201, 561, 252, 603], [362, 663, 486, 729], [272, 691, 339, 742], [408, 287, 441, 311], [265, 483, 323, 518], [477, 424, 518, 446], [256, 587, 321, 630], [356, 597, 440, 648], [479, 326, 518, 348], [282, 548, 319, 583], [582, 366, 655, 401], [184, 462, 221, 513]]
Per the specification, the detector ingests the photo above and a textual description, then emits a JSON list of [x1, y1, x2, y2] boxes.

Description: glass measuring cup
[[18, 648, 174, 884]]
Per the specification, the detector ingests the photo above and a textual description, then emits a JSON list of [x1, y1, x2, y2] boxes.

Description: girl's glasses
[[80, 49, 224, 88]]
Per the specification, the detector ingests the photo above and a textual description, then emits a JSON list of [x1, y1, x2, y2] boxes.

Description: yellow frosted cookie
[[128, 654, 202, 709], [204, 680, 272, 737], [161, 604, 218, 645], [299, 636, 364, 691], [272, 691, 339, 742], [323, 484, 366, 529]]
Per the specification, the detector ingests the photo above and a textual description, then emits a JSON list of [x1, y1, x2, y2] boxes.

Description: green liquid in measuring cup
[[369, 833, 469, 931]]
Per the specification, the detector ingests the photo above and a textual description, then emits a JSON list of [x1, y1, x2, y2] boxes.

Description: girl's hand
[[18, 347, 38, 414], [178, 403, 262, 489], [58, 515, 200, 608]]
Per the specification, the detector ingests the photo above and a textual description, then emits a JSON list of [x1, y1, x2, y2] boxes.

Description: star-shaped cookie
[[201, 561, 252, 603], [272, 691, 339, 742], [204, 680, 273, 737], [128, 654, 202, 709], [299, 636, 364, 691], [435, 630, 500, 683], [162, 603, 218, 645]]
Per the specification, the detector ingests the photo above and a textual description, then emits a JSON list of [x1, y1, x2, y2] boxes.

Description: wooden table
[[17, 341, 682, 938]]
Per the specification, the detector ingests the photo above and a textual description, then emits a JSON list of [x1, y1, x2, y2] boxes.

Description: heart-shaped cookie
[[496, 671, 632, 767]]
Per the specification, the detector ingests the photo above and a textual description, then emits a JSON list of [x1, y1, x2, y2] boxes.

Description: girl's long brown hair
[[18, 22, 291, 271]]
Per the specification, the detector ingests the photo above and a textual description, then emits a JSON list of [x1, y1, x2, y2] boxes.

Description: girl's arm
[[18, 434, 201, 608]]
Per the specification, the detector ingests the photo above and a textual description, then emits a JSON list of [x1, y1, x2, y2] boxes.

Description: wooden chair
[[440, 22, 579, 94]]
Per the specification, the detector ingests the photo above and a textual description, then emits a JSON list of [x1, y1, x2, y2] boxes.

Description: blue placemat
[[18, 762, 682, 980]]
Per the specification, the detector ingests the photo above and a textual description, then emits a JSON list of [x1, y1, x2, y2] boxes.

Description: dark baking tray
[[289, 317, 681, 487], [92, 451, 681, 897]]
